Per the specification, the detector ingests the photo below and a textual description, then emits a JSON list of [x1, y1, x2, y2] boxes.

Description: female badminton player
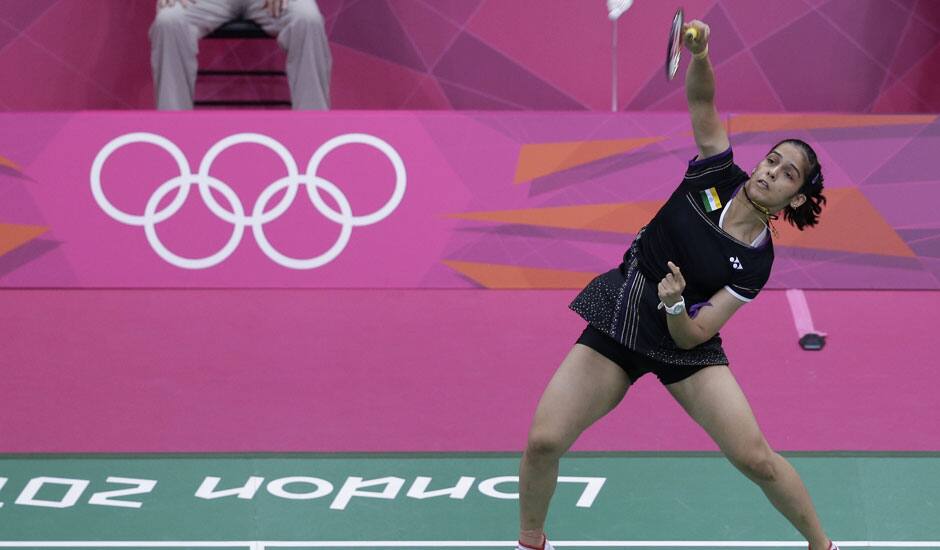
[[516, 19, 836, 550]]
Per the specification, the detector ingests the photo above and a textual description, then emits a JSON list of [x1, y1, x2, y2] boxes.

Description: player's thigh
[[527, 343, 631, 455], [665, 365, 768, 458]]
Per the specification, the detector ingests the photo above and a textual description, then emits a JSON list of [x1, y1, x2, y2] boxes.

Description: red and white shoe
[[517, 536, 554, 550]]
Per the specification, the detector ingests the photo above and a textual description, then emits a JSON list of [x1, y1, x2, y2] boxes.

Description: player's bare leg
[[519, 344, 631, 548], [667, 365, 834, 550]]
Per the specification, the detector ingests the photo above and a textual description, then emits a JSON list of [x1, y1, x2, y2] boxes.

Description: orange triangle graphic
[[450, 188, 911, 257], [443, 260, 596, 289], [0, 155, 20, 171], [729, 113, 936, 134], [450, 201, 664, 234], [515, 136, 665, 183], [773, 187, 914, 257], [0, 223, 49, 257]]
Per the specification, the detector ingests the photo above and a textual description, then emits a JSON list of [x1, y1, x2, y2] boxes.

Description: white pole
[[612, 18, 618, 112], [607, 0, 633, 111]]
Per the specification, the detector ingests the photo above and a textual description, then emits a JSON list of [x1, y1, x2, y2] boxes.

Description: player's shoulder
[[726, 240, 774, 302], [684, 147, 734, 177], [738, 238, 775, 280], [682, 147, 747, 191]]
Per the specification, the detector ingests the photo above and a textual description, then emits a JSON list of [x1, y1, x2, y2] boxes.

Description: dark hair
[[771, 139, 826, 231]]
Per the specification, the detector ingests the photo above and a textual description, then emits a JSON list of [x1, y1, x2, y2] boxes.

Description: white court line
[[1, 542, 940, 548]]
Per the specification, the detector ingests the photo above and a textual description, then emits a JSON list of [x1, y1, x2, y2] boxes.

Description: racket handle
[[685, 27, 699, 41]]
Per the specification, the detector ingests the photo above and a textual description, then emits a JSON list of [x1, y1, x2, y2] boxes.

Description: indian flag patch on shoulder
[[700, 187, 723, 212]]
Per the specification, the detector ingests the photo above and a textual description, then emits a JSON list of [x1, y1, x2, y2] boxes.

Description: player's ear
[[789, 193, 807, 210]]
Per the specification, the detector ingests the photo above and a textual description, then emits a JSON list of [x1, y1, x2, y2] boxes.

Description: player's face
[[747, 142, 809, 212]]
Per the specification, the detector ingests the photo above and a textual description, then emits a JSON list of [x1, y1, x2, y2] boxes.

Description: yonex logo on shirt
[[730, 256, 743, 270]]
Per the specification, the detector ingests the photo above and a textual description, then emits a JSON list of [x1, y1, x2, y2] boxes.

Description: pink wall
[[1, 0, 938, 112], [2, 288, 937, 452], [3, 111, 939, 289]]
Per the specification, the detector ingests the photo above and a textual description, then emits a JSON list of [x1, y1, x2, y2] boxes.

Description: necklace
[[740, 184, 778, 238]]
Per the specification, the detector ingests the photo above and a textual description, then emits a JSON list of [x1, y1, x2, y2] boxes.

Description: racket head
[[666, 7, 684, 80]]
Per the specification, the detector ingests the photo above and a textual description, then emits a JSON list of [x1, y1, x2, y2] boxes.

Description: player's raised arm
[[684, 20, 729, 160]]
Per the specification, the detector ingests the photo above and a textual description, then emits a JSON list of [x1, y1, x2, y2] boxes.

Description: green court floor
[[0, 453, 937, 548]]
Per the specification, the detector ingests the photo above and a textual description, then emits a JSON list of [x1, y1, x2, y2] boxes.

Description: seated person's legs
[[248, 0, 331, 110], [149, 0, 238, 110]]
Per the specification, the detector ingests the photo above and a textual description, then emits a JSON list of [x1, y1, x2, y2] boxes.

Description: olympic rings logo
[[90, 132, 406, 270]]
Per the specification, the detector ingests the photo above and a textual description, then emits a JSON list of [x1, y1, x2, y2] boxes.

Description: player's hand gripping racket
[[666, 7, 701, 80]]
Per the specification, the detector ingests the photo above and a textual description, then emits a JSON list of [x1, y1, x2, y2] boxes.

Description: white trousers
[[149, 0, 331, 110]]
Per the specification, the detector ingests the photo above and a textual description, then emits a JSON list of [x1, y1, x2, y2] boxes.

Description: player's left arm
[[658, 262, 746, 350]]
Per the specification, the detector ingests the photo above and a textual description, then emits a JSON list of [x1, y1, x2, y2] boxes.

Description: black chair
[[195, 18, 290, 108]]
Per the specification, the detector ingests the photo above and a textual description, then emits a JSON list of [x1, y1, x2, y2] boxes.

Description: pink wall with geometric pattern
[[3, 111, 939, 289], [1, 0, 937, 112]]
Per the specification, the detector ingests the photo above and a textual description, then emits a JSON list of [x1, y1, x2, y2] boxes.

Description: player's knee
[[287, 1, 325, 28], [525, 430, 568, 460], [152, 5, 189, 30], [729, 444, 778, 484]]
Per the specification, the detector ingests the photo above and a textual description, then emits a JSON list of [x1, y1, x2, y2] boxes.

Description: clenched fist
[[657, 261, 686, 308], [682, 19, 710, 56]]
